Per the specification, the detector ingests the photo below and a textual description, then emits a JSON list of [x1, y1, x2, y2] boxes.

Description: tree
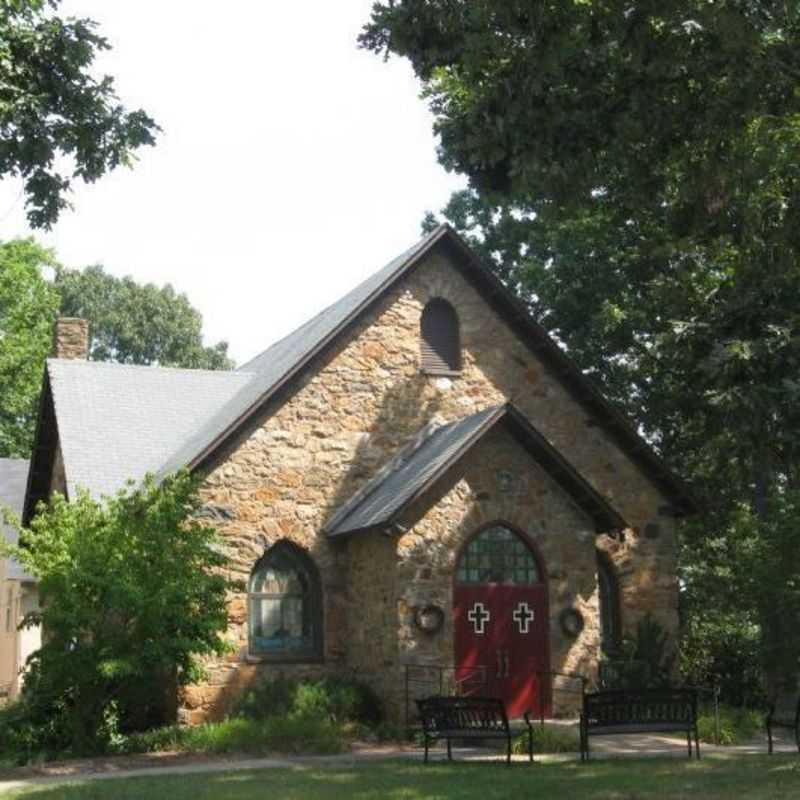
[[0, 239, 59, 458], [0, 0, 158, 228], [362, 1, 800, 688], [1, 472, 232, 752], [55, 266, 234, 370]]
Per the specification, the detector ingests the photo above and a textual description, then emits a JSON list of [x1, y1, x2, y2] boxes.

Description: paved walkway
[[0, 733, 796, 794]]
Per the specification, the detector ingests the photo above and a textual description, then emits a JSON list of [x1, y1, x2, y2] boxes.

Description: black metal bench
[[415, 696, 534, 764], [767, 695, 800, 754], [580, 688, 700, 761]]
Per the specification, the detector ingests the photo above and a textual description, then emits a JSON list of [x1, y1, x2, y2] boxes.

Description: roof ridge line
[[47, 358, 252, 378], [170, 225, 452, 477]]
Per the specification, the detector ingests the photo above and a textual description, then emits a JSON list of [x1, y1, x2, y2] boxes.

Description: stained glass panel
[[456, 525, 539, 585], [248, 544, 320, 658]]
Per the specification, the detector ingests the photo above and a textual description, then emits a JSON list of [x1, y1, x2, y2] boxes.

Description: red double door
[[454, 584, 550, 718]]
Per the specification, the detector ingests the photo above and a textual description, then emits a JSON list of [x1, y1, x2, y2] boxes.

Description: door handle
[[504, 651, 510, 678], [496, 650, 503, 679]]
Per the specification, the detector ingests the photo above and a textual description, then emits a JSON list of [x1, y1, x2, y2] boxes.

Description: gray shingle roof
[[0, 458, 31, 580], [26, 223, 694, 520], [324, 404, 628, 538], [157, 226, 447, 478], [25, 227, 448, 513], [49, 360, 252, 499]]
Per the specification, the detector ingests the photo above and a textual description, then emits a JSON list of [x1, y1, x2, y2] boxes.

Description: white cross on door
[[513, 601, 535, 634], [467, 602, 490, 634]]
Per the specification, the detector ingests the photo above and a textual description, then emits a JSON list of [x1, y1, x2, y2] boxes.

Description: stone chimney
[[52, 318, 89, 360]]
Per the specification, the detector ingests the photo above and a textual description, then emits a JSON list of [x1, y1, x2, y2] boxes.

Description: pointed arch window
[[248, 542, 322, 660], [421, 298, 461, 374], [456, 525, 540, 585], [597, 552, 621, 655]]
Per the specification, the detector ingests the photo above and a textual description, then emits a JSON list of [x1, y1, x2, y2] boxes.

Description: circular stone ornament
[[559, 608, 584, 638], [415, 605, 445, 634]]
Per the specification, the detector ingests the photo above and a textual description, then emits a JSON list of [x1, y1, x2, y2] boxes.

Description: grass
[[6, 754, 800, 799]]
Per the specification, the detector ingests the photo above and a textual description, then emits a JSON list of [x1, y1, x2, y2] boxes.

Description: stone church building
[[23, 225, 695, 723]]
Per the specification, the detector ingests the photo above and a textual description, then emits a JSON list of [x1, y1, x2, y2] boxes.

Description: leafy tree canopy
[[362, 1, 800, 690], [0, 239, 59, 458], [1, 471, 233, 752], [363, 1, 800, 501], [0, 0, 159, 228], [54, 266, 234, 370]]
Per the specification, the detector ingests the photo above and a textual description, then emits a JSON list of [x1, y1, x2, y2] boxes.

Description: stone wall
[[184, 247, 679, 723], [347, 425, 600, 720]]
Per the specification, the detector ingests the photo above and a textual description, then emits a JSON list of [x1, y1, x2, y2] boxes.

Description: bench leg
[[695, 725, 701, 760], [506, 735, 512, 765], [795, 724, 799, 754], [424, 736, 429, 764], [768, 723, 773, 755], [528, 728, 534, 762], [447, 737, 452, 762], [687, 729, 692, 758]]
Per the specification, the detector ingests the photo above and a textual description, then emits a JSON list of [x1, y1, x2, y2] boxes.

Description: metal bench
[[415, 696, 534, 764], [767, 695, 800, 754], [580, 688, 700, 761]]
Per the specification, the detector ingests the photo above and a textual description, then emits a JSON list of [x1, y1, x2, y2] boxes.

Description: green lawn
[[6, 755, 800, 800]]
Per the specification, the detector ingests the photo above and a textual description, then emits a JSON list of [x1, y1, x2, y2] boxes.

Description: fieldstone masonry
[[181, 249, 679, 724]]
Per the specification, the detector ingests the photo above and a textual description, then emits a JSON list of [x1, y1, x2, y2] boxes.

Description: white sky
[[0, 1, 465, 365]]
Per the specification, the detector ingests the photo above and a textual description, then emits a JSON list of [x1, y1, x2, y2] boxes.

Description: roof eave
[[326, 403, 628, 539], [438, 232, 699, 517], [185, 225, 454, 475]]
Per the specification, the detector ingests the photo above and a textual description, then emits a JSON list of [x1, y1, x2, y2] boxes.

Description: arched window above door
[[456, 525, 540, 585], [248, 541, 322, 660]]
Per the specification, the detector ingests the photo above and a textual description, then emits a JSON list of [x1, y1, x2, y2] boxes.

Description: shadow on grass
[[9, 756, 800, 800]]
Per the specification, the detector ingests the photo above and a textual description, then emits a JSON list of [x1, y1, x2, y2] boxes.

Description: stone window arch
[[597, 551, 621, 655], [421, 298, 461, 374], [248, 541, 322, 660]]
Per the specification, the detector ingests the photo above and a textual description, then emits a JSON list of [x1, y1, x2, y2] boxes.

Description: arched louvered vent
[[421, 298, 460, 374]]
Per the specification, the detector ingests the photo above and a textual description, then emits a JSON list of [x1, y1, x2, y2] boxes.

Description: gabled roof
[[324, 403, 628, 538], [156, 229, 444, 479], [24, 224, 696, 519], [0, 458, 32, 581], [24, 361, 252, 519], [169, 223, 694, 514]]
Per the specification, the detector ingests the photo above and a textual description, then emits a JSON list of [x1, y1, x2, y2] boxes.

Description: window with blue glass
[[248, 542, 321, 660]]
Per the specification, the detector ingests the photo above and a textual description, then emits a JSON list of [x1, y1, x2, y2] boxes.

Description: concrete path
[[0, 734, 796, 795]]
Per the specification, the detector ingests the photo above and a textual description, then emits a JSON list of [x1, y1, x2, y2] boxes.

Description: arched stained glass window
[[249, 542, 322, 660], [421, 298, 461, 373], [456, 525, 540, 585]]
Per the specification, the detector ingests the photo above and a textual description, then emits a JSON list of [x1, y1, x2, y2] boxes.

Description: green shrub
[[697, 704, 764, 745], [233, 676, 382, 726], [680, 610, 766, 708], [120, 716, 346, 756], [2, 473, 233, 757], [512, 724, 579, 755]]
